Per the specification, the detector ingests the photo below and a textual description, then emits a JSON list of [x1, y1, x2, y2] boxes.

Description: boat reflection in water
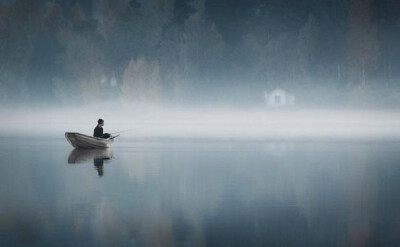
[[67, 149, 113, 176]]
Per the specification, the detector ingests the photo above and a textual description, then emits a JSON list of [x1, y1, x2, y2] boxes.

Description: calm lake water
[[1, 137, 400, 246]]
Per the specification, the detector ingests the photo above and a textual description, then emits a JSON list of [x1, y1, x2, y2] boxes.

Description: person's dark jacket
[[94, 125, 103, 138], [94, 125, 111, 138]]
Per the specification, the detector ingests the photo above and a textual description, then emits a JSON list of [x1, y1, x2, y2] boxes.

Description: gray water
[[1, 137, 400, 246]]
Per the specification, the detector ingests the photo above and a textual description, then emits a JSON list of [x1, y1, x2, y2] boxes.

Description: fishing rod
[[109, 126, 146, 135], [109, 129, 133, 135]]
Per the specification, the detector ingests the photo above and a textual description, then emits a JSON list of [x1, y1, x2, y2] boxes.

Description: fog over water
[[1, 105, 400, 140]]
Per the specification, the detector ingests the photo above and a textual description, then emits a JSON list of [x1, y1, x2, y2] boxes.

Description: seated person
[[93, 119, 111, 138]]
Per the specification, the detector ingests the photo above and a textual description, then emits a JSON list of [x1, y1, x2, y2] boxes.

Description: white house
[[264, 88, 295, 107]]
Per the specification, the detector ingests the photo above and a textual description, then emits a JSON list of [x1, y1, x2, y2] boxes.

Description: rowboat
[[65, 132, 115, 149]]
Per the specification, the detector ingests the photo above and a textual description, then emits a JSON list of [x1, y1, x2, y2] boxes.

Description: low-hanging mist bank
[[1, 105, 400, 141]]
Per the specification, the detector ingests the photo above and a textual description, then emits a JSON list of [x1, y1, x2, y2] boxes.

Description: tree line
[[0, 0, 399, 107]]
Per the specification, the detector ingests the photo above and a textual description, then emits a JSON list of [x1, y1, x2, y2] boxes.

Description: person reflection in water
[[94, 158, 104, 177], [93, 119, 111, 138]]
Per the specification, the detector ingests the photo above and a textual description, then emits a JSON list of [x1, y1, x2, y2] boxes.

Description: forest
[[0, 0, 399, 108]]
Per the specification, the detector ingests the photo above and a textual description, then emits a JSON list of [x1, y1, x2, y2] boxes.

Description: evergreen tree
[[294, 13, 319, 84], [346, 0, 380, 87], [120, 57, 161, 106]]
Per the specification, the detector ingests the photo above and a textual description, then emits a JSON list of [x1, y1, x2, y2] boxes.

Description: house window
[[274, 95, 281, 104]]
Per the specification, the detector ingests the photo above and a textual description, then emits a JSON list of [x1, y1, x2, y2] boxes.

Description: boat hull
[[65, 132, 113, 149]]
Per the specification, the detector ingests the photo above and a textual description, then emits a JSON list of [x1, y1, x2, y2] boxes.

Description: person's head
[[98, 119, 104, 127]]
